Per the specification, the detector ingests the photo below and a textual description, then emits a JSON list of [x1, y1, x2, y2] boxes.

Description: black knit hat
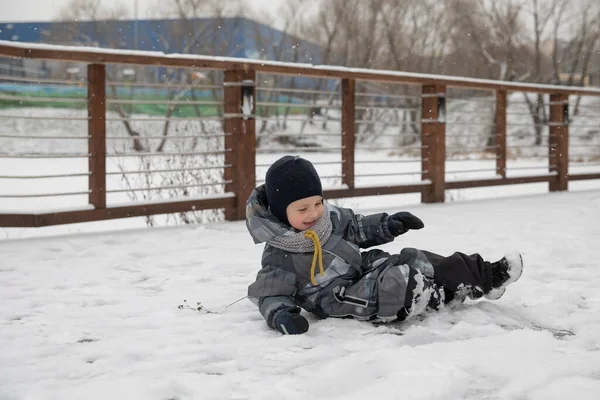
[[265, 155, 323, 225]]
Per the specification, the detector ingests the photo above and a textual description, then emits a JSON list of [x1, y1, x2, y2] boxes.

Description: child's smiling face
[[285, 195, 324, 231]]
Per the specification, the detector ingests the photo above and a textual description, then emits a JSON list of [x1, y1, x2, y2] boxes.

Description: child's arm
[[333, 205, 423, 248], [248, 262, 309, 335], [334, 205, 396, 248]]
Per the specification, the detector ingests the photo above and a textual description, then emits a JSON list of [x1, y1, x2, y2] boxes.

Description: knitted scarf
[[267, 204, 332, 253]]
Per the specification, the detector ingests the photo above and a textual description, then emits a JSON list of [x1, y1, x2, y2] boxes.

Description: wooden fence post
[[341, 78, 355, 190], [421, 84, 446, 203], [224, 69, 256, 220], [549, 93, 569, 191], [87, 64, 106, 209], [496, 90, 507, 178]]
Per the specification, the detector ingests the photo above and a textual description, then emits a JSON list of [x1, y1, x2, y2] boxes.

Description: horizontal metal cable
[[501, 172, 559, 179], [449, 110, 494, 115], [0, 153, 90, 159], [446, 168, 499, 174], [446, 153, 497, 158], [367, 133, 421, 137], [106, 81, 223, 90], [253, 116, 317, 121], [506, 155, 549, 159], [356, 146, 427, 151], [259, 133, 341, 138], [569, 104, 600, 110], [105, 116, 224, 122], [256, 161, 342, 167], [355, 120, 421, 126], [0, 133, 90, 140], [256, 174, 344, 183], [355, 105, 421, 111], [106, 165, 231, 175], [359, 134, 421, 138], [106, 181, 232, 193], [507, 165, 556, 170], [507, 133, 552, 137], [509, 101, 549, 106], [256, 101, 340, 109], [569, 162, 600, 167], [256, 147, 344, 153], [506, 112, 540, 116], [0, 171, 91, 179], [318, 175, 345, 180], [0, 94, 88, 103], [446, 97, 495, 103], [355, 158, 424, 164], [448, 134, 495, 137], [446, 122, 496, 126], [446, 157, 500, 161], [355, 92, 421, 100], [569, 115, 600, 120], [355, 171, 423, 177], [568, 124, 600, 128], [0, 114, 89, 121], [508, 145, 550, 149], [106, 98, 223, 106], [506, 123, 549, 127], [105, 134, 229, 140], [447, 146, 498, 151], [107, 150, 229, 158], [0, 190, 91, 198], [256, 86, 339, 96], [0, 75, 84, 85]]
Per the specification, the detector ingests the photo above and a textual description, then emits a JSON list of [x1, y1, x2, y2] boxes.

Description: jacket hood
[[246, 184, 297, 244]]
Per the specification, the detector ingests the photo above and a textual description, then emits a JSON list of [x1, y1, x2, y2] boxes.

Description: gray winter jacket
[[246, 185, 435, 330]]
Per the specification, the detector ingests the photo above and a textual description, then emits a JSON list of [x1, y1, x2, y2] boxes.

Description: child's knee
[[398, 248, 434, 278], [397, 273, 444, 321]]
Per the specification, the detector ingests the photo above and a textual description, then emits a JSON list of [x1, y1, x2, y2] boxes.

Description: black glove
[[387, 211, 424, 236], [273, 309, 309, 335]]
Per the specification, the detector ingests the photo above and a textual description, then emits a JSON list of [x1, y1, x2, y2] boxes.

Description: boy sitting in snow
[[246, 155, 523, 335]]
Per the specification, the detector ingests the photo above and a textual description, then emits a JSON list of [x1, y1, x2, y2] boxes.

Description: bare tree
[[446, 0, 525, 81], [557, 1, 600, 114], [249, 0, 307, 137], [377, 0, 451, 143]]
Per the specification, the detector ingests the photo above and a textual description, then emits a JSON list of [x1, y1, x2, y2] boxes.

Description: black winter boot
[[485, 252, 524, 300]]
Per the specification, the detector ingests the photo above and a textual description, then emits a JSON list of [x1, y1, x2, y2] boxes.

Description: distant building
[[0, 17, 324, 84]]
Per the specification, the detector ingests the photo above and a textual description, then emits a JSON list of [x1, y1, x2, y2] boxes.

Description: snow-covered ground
[[1, 189, 600, 400]]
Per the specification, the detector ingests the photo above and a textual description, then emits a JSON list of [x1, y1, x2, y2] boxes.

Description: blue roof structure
[[0, 17, 323, 64]]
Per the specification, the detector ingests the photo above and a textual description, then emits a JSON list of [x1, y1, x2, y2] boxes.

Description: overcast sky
[[0, 0, 287, 26]]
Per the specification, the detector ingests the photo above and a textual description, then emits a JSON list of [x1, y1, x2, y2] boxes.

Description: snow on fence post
[[421, 84, 446, 203], [341, 78, 355, 190], [223, 69, 256, 221], [496, 90, 507, 178], [549, 93, 569, 192], [87, 63, 107, 209]]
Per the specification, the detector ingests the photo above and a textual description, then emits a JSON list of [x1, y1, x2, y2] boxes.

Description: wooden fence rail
[[1, 41, 600, 228]]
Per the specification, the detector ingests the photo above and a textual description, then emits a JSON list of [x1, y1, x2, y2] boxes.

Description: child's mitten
[[274, 309, 309, 335], [388, 212, 424, 236]]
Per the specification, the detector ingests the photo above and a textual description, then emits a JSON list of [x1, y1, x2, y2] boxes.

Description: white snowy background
[[1, 92, 600, 399]]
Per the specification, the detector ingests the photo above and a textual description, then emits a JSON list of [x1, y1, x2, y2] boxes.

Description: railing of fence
[[1, 40, 599, 227]]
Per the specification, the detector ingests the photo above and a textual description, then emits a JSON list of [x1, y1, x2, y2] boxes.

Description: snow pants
[[361, 247, 493, 321]]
